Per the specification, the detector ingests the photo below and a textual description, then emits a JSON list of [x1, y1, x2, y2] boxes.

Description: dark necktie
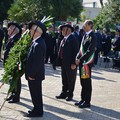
[[59, 38, 66, 59], [6, 38, 13, 46], [83, 34, 87, 44], [84, 34, 87, 39]]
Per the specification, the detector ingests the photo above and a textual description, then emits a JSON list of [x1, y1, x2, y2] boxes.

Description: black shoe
[[92, 64, 95, 67], [66, 97, 72, 101], [26, 112, 43, 118], [78, 102, 90, 108], [0, 59, 3, 62], [28, 110, 32, 114], [6, 95, 14, 101], [75, 100, 84, 106], [8, 99, 20, 103], [56, 93, 67, 99], [56, 95, 67, 99], [52, 64, 56, 70]]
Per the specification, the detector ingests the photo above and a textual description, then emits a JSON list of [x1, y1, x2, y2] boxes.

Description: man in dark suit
[[4, 22, 22, 103], [56, 23, 79, 101], [75, 20, 96, 108], [112, 28, 120, 52], [94, 29, 102, 65], [45, 25, 56, 64], [101, 28, 112, 62], [112, 28, 120, 69], [25, 21, 46, 117], [73, 25, 82, 48], [0, 23, 4, 62]]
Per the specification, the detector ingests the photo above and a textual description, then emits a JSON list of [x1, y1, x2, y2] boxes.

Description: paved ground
[[0, 59, 120, 120]]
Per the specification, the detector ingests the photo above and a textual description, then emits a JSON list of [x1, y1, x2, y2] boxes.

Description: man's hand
[[71, 64, 76, 70], [29, 76, 35, 80], [75, 59, 80, 65]]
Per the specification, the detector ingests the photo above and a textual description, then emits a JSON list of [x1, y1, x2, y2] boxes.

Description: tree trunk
[[100, 0, 104, 8]]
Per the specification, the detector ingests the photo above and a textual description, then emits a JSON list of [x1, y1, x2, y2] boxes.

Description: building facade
[[81, 0, 107, 19]]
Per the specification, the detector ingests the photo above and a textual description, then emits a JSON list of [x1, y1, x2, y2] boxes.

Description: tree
[[93, 0, 120, 29], [49, 0, 83, 21], [8, 0, 83, 22], [0, 0, 14, 21], [8, 0, 49, 23]]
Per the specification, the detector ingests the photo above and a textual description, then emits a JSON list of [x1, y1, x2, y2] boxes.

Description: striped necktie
[[59, 38, 66, 59]]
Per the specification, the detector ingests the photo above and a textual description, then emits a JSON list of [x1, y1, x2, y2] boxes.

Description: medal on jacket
[[83, 34, 92, 45]]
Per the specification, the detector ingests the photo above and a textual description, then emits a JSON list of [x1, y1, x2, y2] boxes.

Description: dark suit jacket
[[113, 36, 120, 51], [4, 33, 21, 62], [77, 31, 96, 64], [25, 37, 46, 81], [62, 34, 79, 68], [0, 29, 4, 51], [95, 32, 102, 50], [102, 34, 111, 56], [73, 31, 82, 48]]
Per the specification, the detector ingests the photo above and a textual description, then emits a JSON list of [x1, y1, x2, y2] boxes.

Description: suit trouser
[[79, 65, 92, 104], [28, 79, 43, 114], [12, 78, 21, 100], [45, 48, 54, 64], [61, 65, 77, 97], [94, 49, 100, 65]]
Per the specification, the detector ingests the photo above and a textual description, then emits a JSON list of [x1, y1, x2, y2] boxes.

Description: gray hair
[[32, 25, 43, 34], [15, 27, 20, 34], [84, 20, 94, 29]]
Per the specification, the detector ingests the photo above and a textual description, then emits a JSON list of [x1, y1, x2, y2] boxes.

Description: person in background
[[112, 28, 120, 52], [112, 28, 120, 69], [94, 28, 102, 65], [79, 28, 85, 47], [73, 26, 81, 47], [52, 25, 64, 70], [20, 22, 28, 34], [101, 28, 112, 62], [45, 25, 56, 64], [75, 20, 96, 108], [3, 20, 9, 45], [0, 23, 4, 62]]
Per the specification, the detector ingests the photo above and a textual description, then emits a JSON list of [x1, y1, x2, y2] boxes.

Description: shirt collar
[[32, 35, 41, 43], [9, 33, 17, 39], [86, 30, 92, 35], [64, 34, 71, 40]]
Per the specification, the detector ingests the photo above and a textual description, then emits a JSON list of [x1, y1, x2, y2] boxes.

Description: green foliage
[[2, 30, 31, 94], [93, 0, 120, 29], [106, 0, 120, 23], [49, 0, 83, 21], [8, 0, 52, 22], [8, 0, 39, 22], [8, 0, 83, 22]]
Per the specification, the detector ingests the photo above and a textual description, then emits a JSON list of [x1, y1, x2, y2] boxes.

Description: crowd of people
[[0, 19, 120, 117]]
